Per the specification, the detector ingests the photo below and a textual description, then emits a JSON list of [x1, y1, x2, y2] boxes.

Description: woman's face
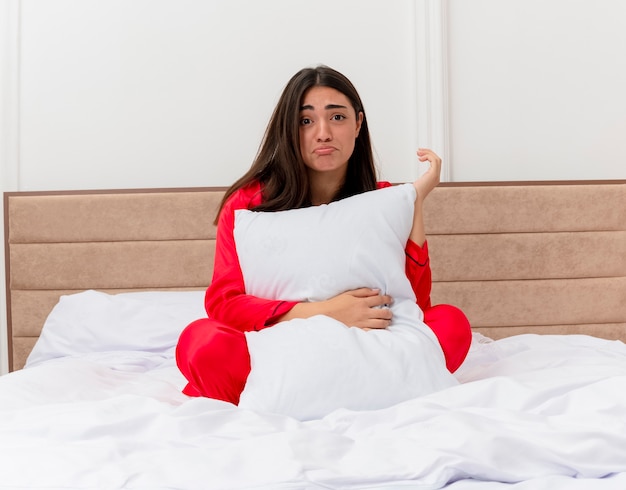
[[298, 86, 363, 181]]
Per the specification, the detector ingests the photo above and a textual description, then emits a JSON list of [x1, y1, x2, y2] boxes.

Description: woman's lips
[[314, 146, 336, 156]]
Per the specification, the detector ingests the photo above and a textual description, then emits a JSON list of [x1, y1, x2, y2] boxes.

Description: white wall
[[1, 0, 625, 373], [447, 0, 626, 181], [16, 0, 426, 190]]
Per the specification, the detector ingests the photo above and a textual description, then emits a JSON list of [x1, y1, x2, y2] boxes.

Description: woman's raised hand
[[409, 148, 442, 247], [413, 148, 442, 204]]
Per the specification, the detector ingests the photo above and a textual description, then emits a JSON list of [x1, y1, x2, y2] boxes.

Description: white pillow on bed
[[234, 184, 458, 420], [26, 290, 206, 367]]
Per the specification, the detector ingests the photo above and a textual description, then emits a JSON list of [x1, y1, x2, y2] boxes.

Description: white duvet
[[2, 332, 626, 490]]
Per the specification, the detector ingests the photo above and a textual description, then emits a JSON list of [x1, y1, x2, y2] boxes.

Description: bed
[[2, 180, 626, 489]]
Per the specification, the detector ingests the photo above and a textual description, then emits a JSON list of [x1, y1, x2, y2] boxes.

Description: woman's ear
[[355, 111, 364, 137]]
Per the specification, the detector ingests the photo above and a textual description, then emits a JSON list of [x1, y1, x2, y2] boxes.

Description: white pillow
[[234, 184, 458, 420], [26, 290, 206, 367]]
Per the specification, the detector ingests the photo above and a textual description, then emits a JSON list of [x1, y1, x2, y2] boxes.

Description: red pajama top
[[205, 181, 432, 332]]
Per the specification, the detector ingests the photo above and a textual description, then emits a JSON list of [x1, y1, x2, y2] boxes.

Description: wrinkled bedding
[[1, 332, 626, 489]]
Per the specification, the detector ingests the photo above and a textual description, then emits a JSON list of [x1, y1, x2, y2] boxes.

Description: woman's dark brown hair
[[214, 65, 378, 224]]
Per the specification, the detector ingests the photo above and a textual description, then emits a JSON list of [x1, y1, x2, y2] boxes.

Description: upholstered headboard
[[4, 181, 626, 371], [425, 180, 626, 341], [4, 187, 224, 371]]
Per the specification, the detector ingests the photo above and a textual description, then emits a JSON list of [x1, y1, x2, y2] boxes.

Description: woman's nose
[[316, 120, 332, 141]]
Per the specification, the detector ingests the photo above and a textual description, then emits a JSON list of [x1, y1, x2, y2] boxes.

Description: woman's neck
[[309, 171, 345, 205]]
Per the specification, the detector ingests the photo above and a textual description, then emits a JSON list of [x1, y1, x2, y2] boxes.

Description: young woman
[[176, 65, 471, 404]]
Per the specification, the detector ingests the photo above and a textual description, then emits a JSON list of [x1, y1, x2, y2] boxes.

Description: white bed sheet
[[1, 333, 626, 489]]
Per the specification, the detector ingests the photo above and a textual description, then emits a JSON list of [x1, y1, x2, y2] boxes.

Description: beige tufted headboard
[[4, 187, 224, 371], [425, 180, 626, 342], [4, 181, 626, 371]]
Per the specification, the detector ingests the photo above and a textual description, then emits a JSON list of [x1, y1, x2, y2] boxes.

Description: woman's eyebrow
[[300, 104, 349, 111]]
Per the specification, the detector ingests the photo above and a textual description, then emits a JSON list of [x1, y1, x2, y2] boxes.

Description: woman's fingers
[[356, 318, 391, 330], [367, 294, 393, 308], [349, 287, 382, 297], [355, 305, 392, 329], [361, 293, 393, 330]]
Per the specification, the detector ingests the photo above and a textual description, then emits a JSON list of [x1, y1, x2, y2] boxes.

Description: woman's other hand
[[278, 287, 393, 330]]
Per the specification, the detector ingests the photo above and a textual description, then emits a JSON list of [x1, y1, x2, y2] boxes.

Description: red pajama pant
[[176, 304, 471, 405]]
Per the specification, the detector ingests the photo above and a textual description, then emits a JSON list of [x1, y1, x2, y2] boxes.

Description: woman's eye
[[332, 114, 346, 121], [300, 118, 312, 126]]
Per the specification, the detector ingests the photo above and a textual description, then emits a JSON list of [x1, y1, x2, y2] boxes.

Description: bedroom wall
[[447, 0, 626, 181], [1, 0, 625, 374]]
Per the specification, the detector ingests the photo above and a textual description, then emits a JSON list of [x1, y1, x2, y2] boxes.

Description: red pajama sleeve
[[204, 182, 297, 332], [376, 181, 432, 311]]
